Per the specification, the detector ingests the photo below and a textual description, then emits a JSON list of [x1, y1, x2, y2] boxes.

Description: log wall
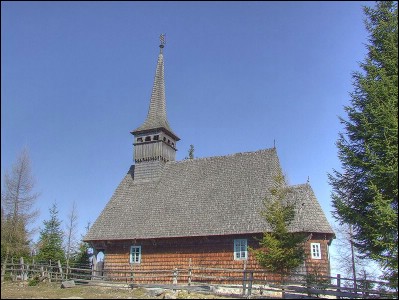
[[91, 233, 331, 283]]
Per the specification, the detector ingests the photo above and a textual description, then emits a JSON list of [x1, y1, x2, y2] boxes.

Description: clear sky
[[2, 1, 375, 274]]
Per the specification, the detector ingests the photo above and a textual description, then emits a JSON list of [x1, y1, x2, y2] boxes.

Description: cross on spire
[[159, 34, 166, 53]]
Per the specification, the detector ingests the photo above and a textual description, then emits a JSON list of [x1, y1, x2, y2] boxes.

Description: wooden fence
[[1, 257, 397, 299]]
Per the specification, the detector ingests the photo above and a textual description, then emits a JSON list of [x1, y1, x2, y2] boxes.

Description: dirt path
[[0, 281, 230, 299]]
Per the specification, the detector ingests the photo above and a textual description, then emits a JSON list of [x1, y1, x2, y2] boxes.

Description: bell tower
[[131, 35, 180, 181]]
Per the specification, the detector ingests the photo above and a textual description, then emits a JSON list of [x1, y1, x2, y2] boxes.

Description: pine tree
[[184, 144, 195, 159], [70, 221, 92, 268], [329, 1, 398, 287], [36, 203, 65, 264], [251, 174, 307, 276], [70, 241, 91, 268]]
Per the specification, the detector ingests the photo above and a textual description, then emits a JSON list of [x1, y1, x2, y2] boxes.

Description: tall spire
[[132, 34, 179, 141], [130, 35, 180, 181]]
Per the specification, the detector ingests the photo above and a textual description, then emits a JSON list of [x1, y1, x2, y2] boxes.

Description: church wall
[[304, 233, 332, 277], [94, 234, 332, 284]]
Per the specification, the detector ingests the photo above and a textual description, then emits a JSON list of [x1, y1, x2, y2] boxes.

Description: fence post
[[32, 258, 35, 280], [247, 271, 253, 296], [281, 274, 286, 299], [91, 253, 97, 280], [242, 270, 247, 296], [26, 264, 30, 281], [10, 257, 14, 281], [336, 274, 341, 299], [130, 264, 134, 284], [49, 260, 52, 282], [0, 254, 8, 282], [242, 260, 247, 296], [57, 260, 63, 280], [66, 263, 70, 280], [188, 258, 192, 286], [20, 257, 25, 281], [172, 268, 178, 285]]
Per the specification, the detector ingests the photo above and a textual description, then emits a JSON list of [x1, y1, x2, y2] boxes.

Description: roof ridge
[[169, 147, 277, 165], [288, 183, 311, 189]]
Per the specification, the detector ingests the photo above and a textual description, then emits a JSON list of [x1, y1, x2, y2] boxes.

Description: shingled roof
[[84, 148, 334, 241], [131, 52, 179, 141]]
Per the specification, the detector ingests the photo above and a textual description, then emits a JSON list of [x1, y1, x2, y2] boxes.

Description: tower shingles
[[132, 52, 178, 140], [131, 43, 179, 181]]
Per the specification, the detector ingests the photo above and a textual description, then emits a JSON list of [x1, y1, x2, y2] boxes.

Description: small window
[[167, 139, 170, 144], [137, 137, 143, 142], [234, 239, 248, 260], [311, 243, 321, 259], [130, 246, 141, 264], [153, 135, 159, 141], [163, 137, 166, 141], [145, 136, 151, 142]]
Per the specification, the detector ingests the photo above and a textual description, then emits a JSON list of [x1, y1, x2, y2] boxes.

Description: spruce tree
[[70, 240, 91, 268], [184, 144, 195, 159], [251, 174, 307, 275], [329, 1, 398, 286], [36, 203, 65, 264]]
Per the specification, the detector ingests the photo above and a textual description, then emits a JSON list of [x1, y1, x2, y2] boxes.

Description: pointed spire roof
[[132, 36, 179, 141]]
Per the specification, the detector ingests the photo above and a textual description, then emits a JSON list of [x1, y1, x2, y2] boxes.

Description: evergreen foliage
[[184, 144, 195, 159], [329, 1, 398, 287], [36, 203, 66, 264], [251, 174, 307, 274], [70, 240, 91, 268]]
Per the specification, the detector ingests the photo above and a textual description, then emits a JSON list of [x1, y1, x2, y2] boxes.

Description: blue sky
[[2, 1, 375, 273]]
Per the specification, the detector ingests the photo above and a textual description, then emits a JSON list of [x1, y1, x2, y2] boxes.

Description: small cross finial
[[159, 34, 166, 52]]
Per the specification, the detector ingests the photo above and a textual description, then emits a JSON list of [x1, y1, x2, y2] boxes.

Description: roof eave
[[131, 127, 180, 141]]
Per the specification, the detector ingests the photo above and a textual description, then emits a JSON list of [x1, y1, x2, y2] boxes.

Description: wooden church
[[84, 37, 335, 282]]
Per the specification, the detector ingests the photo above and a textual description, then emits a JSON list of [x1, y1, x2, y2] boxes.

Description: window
[[153, 135, 159, 141], [311, 243, 321, 259], [234, 239, 248, 260], [130, 246, 141, 264], [145, 136, 151, 141], [137, 137, 143, 142]]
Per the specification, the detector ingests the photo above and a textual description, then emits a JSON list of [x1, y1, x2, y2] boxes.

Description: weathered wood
[[57, 260, 63, 280], [336, 273, 341, 299], [101, 235, 333, 285], [172, 268, 178, 285], [187, 258, 192, 286], [1, 258, 395, 299]]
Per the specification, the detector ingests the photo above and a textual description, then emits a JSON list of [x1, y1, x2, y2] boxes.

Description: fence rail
[[1, 257, 396, 299]]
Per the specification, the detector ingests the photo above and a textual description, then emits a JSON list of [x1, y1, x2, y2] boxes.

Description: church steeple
[[131, 35, 179, 180], [132, 35, 179, 141]]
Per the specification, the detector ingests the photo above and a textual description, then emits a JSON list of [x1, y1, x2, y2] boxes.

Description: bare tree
[[1, 148, 39, 281], [64, 201, 79, 270], [331, 223, 379, 288]]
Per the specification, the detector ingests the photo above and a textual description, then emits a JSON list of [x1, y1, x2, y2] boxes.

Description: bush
[[28, 275, 40, 286]]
